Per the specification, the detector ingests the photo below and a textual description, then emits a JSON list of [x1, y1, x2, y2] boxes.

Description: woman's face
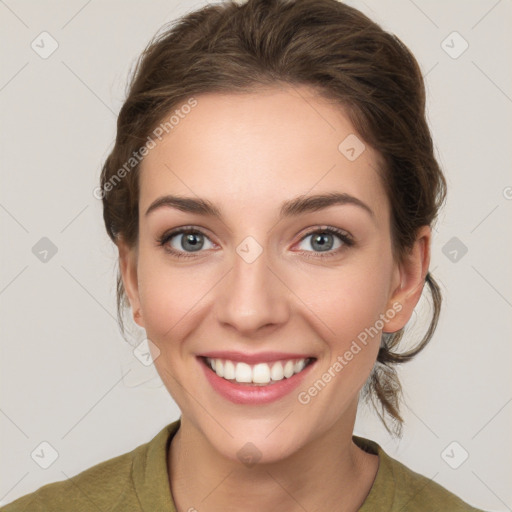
[[120, 84, 429, 463]]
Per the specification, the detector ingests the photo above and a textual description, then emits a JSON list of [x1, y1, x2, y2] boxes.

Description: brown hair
[[100, 0, 446, 438]]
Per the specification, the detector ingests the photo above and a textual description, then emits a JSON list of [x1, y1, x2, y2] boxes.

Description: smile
[[198, 352, 317, 404], [204, 357, 314, 386]]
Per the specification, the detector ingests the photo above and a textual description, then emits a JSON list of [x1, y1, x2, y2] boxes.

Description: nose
[[214, 247, 290, 337]]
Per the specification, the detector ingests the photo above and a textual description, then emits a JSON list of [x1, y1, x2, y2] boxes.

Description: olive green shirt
[[1, 419, 486, 511]]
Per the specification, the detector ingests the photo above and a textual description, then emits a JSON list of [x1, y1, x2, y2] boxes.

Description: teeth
[[253, 363, 271, 384], [235, 362, 252, 383], [214, 359, 224, 378], [206, 357, 311, 385], [294, 359, 306, 373], [283, 360, 294, 378], [224, 360, 235, 380], [270, 362, 284, 381]]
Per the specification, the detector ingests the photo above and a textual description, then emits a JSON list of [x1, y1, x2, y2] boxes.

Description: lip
[[198, 355, 316, 405], [198, 350, 312, 364]]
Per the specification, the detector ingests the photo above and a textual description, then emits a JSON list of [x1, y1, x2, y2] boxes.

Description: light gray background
[[1, 0, 511, 510]]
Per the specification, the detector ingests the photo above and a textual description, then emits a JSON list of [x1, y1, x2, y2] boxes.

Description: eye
[[296, 227, 354, 257], [158, 227, 215, 258], [157, 225, 354, 260]]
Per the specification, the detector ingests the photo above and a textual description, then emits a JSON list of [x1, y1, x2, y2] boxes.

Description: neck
[[168, 402, 379, 512]]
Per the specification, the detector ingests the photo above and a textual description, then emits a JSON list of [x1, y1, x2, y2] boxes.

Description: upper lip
[[198, 351, 315, 364]]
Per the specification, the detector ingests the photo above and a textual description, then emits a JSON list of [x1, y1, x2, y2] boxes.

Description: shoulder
[[0, 447, 139, 512], [354, 435, 488, 512], [0, 422, 178, 512], [386, 454, 486, 511]]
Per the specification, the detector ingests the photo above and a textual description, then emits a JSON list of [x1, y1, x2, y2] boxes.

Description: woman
[[1, 0, 487, 510]]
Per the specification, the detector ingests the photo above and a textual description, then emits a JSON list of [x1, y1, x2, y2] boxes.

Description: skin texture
[[118, 84, 431, 511]]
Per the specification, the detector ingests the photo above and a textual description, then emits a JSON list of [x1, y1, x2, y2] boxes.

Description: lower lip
[[199, 357, 315, 405]]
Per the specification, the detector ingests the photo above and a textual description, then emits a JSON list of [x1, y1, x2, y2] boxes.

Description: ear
[[117, 237, 145, 328], [384, 225, 431, 333]]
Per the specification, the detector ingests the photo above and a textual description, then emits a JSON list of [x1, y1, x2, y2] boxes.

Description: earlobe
[[384, 226, 431, 333], [117, 238, 145, 328]]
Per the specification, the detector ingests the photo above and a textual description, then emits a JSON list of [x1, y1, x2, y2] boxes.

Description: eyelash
[[157, 225, 355, 260]]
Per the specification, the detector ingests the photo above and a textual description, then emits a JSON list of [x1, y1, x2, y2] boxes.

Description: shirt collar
[[131, 419, 180, 511]]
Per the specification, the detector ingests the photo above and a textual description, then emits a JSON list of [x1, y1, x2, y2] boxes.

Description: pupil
[[313, 233, 332, 252], [183, 233, 203, 251]]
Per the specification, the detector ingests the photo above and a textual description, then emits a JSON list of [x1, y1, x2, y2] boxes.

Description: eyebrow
[[144, 192, 374, 220]]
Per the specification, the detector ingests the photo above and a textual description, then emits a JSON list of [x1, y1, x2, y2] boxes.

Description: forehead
[[138, 85, 389, 222]]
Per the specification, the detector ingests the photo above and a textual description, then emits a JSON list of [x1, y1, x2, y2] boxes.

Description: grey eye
[[298, 232, 343, 253], [170, 231, 214, 253]]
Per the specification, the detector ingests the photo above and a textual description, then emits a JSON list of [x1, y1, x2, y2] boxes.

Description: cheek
[[135, 251, 218, 347], [297, 261, 393, 341], [293, 256, 393, 387]]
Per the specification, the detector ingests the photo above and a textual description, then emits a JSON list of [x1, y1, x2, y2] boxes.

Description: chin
[[219, 426, 307, 466]]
